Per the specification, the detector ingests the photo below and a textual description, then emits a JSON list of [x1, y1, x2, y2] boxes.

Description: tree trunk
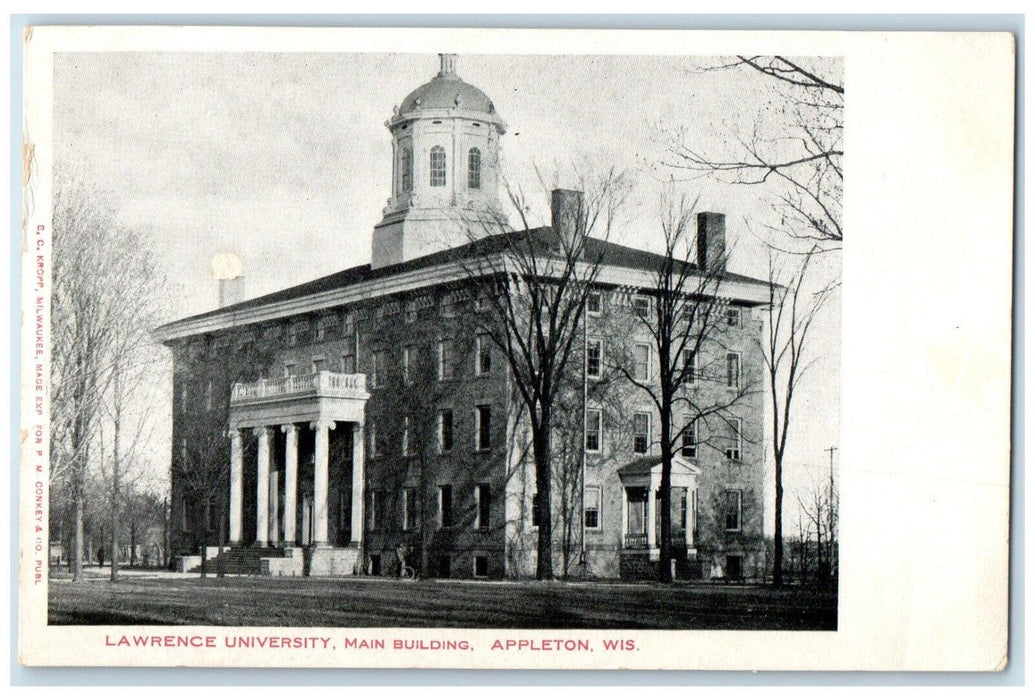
[[533, 409, 554, 580], [658, 407, 674, 583], [72, 491, 84, 582], [110, 398, 121, 583], [773, 458, 784, 587], [130, 522, 136, 566]]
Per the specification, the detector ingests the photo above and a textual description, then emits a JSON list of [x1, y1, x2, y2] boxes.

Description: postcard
[[18, 26, 1013, 670]]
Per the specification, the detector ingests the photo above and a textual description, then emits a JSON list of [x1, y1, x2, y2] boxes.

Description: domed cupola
[[371, 54, 507, 270]]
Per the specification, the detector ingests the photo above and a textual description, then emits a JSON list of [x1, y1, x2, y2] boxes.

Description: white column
[[310, 420, 335, 546], [351, 422, 365, 547], [269, 470, 280, 546], [255, 426, 271, 547], [229, 429, 243, 545], [281, 424, 298, 545]]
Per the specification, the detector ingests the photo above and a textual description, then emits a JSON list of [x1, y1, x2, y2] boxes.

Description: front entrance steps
[[174, 545, 362, 577]]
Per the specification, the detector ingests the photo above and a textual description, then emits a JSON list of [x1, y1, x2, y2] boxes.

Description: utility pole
[[824, 446, 837, 581]]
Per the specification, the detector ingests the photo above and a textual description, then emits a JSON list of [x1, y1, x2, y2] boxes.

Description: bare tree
[[172, 335, 274, 576], [50, 175, 163, 581], [794, 462, 839, 586], [665, 56, 843, 245], [762, 249, 836, 587], [458, 168, 631, 580], [610, 190, 757, 581]]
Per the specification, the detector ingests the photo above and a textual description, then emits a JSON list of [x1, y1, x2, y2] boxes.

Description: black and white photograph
[[18, 26, 1011, 670]]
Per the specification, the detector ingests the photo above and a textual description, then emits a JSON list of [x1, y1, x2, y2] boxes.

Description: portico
[[227, 371, 369, 574], [617, 457, 700, 562]]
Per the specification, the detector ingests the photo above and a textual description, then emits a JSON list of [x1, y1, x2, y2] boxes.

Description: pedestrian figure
[[97, 547, 105, 568]]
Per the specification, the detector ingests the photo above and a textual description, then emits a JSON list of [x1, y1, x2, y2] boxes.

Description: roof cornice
[[155, 255, 771, 343]]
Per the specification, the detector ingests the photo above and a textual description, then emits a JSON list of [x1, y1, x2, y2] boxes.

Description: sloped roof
[[157, 227, 770, 335]]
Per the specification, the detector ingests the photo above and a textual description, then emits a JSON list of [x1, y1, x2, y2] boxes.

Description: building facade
[[157, 55, 770, 580]]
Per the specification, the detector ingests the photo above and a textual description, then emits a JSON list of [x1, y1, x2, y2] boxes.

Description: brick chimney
[[551, 189, 586, 251], [696, 212, 726, 272], [219, 276, 245, 308]]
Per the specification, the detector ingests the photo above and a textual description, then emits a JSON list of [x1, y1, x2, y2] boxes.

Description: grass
[[49, 573, 837, 630]]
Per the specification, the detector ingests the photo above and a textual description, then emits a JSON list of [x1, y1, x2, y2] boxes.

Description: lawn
[[49, 573, 837, 630]]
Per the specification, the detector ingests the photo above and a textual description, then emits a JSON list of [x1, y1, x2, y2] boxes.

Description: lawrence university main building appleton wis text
[[157, 55, 770, 581]]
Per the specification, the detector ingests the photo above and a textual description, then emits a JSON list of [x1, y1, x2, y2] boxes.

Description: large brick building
[[156, 54, 770, 580]]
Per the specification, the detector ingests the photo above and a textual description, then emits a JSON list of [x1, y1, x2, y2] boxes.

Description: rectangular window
[[682, 349, 697, 386], [724, 490, 742, 531], [369, 490, 386, 530], [438, 340, 453, 380], [586, 338, 603, 379], [205, 381, 212, 411], [403, 346, 415, 385], [341, 312, 354, 337], [372, 351, 385, 388], [726, 418, 743, 461], [475, 405, 491, 451], [679, 489, 688, 531], [311, 357, 326, 373], [369, 418, 380, 457], [438, 409, 454, 453], [532, 492, 541, 528], [634, 343, 651, 382], [584, 486, 601, 529], [633, 412, 651, 455], [726, 307, 741, 328], [684, 301, 696, 328], [180, 496, 188, 531], [475, 484, 491, 530], [633, 295, 650, 319], [340, 353, 356, 374], [585, 408, 602, 452], [473, 555, 488, 578], [727, 352, 741, 389], [681, 417, 697, 458], [284, 363, 297, 377], [402, 488, 417, 531], [587, 291, 603, 315], [315, 319, 327, 341], [438, 485, 453, 528], [180, 385, 188, 414], [476, 336, 492, 376], [287, 324, 299, 347], [440, 295, 456, 318]]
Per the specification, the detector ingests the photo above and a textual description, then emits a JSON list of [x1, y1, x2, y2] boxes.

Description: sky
[[52, 52, 841, 533]]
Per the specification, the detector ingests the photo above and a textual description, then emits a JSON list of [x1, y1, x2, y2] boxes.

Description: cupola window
[[400, 147, 412, 193], [430, 146, 446, 187], [468, 148, 481, 189]]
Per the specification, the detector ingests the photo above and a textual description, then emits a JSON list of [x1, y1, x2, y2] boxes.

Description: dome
[[396, 54, 499, 118]]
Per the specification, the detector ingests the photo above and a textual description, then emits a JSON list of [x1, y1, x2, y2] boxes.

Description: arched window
[[429, 146, 446, 187], [468, 148, 482, 189], [400, 147, 412, 193]]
